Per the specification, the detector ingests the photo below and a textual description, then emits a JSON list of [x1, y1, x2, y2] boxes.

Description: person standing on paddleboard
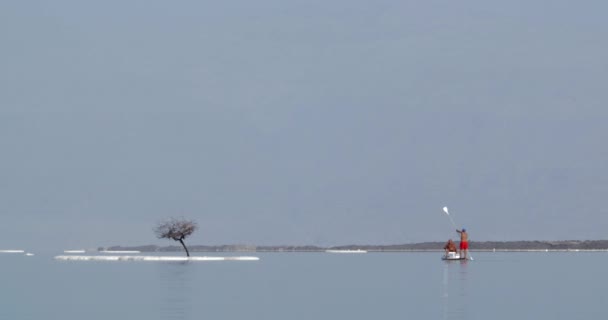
[[456, 228, 469, 259]]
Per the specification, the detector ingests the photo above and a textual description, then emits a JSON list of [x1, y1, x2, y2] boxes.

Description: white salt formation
[[54, 255, 259, 262]]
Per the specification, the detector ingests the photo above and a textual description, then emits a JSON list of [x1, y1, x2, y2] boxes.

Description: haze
[[1, 1, 607, 251]]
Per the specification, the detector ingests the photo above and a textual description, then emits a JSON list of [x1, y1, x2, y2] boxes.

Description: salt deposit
[[54, 255, 259, 262]]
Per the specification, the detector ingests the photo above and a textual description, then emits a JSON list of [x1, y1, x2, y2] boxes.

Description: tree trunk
[[178, 238, 190, 257]]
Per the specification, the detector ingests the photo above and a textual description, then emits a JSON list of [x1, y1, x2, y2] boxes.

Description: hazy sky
[[2, 1, 607, 251]]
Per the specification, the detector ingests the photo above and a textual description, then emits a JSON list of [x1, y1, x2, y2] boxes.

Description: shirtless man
[[444, 239, 457, 254], [456, 228, 469, 259]]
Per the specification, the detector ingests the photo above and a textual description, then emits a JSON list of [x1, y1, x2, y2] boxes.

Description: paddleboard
[[441, 252, 469, 260]]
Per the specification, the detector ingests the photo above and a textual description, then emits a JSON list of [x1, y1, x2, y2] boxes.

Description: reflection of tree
[[158, 263, 193, 320]]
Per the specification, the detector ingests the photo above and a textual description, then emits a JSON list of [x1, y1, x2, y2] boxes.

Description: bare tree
[[154, 218, 198, 257]]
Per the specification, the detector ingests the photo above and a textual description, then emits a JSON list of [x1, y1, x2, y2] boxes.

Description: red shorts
[[460, 242, 469, 250]]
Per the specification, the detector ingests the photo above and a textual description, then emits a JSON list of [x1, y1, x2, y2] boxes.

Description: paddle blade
[[442, 206, 449, 215]]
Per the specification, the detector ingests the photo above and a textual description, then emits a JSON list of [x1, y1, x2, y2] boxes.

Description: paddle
[[442, 206, 474, 261]]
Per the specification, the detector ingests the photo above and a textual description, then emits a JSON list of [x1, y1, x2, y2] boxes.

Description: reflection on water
[[442, 260, 469, 320], [158, 262, 194, 320], [5, 252, 605, 320]]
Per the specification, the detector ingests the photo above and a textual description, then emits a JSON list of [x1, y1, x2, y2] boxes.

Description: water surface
[[2, 252, 606, 320]]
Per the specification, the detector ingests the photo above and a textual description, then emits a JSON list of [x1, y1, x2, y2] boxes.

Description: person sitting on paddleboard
[[444, 239, 457, 254], [456, 228, 469, 259]]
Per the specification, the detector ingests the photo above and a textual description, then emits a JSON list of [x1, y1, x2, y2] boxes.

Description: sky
[[1, 1, 608, 251]]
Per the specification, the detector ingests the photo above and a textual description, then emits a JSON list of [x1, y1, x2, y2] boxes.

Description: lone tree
[[154, 218, 198, 257]]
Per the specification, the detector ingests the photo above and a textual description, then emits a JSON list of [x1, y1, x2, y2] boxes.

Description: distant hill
[[104, 240, 608, 252]]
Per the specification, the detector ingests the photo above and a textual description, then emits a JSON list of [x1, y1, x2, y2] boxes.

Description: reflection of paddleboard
[[441, 252, 469, 260]]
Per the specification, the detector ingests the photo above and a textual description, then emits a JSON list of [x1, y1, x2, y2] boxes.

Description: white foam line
[[325, 250, 367, 253], [54, 255, 260, 262], [0, 250, 25, 253], [99, 250, 141, 254], [64, 250, 86, 254]]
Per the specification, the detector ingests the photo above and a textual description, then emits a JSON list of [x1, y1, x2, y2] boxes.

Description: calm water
[[2, 252, 606, 320]]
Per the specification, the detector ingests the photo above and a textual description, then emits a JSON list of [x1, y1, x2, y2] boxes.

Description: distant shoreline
[[103, 240, 608, 253]]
